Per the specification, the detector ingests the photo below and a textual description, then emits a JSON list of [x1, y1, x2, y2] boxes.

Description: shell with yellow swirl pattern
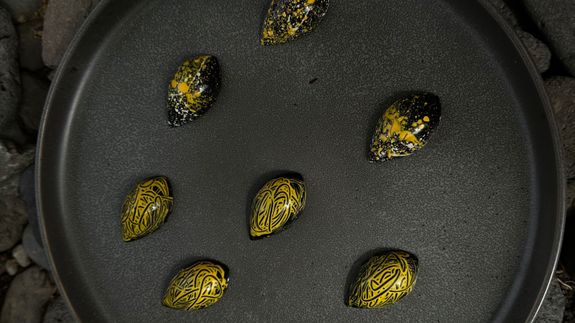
[[261, 0, 329, 46], [347, 250, 418, 309], [163, 260, 229, 311], [120, 176, 173, 242], [167, 55, 221, 127], [369, 93, 441, 162], [249, 175, 306, 239]]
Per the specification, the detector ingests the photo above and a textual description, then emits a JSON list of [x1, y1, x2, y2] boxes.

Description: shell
[[261, 0, 329, 46], [163, 260, 229, 311], [347, 251, 418, 309], [167, 55, 221, 127], [249, 176, 306, 239], [369, 93, 441, 161], [121, 176, 173, 242]]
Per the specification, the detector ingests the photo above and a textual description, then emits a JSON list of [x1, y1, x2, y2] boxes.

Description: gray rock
[[18, 165, 34, 214], [0, 253, 7, 275], [19, 71, 49, 132], [534, 279, 566, 322], [22, 225, 49, 270], [42, 0, 100, 68], [544, 77, 575, 206], [12, 244, 31, 268], [0, 139, 35, 183], [484, 1, 551, 74], [0, 266, 56, 323], [0, 7, 26, 144], [0, 0, 43, 23], [0, 194, 27, 252], [516, 30, 552, 74], [523, 0, 575, 76], [46, 70, 55, 82], [42, 296, 77, 323], [0, 173, 19, 197], [485, 0, 519, 27], [19, 166, 40, 239], [4, 258, 18, 276], [17, 19, 44, 71]]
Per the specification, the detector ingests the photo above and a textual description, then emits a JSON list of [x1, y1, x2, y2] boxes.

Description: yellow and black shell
[[163, 260, 229, 311], [167, 55, 221, 127], [369, 93, 441, 162], [261, 0, 329, 46], [120, 176, 173, 242], [347, 251, 418, 309], [249, 176, 306, 239]]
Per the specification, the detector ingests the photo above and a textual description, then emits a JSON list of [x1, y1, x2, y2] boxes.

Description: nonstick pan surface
[[37, 0, 564, 322]]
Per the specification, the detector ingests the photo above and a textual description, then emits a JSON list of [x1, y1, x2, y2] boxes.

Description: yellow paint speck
[[423, 116, 430, 122], [186, 91, 201, 104], [178, 82, 190, 93]]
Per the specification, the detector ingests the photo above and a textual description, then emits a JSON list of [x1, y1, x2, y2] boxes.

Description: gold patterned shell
[[163, 261, 229, 311], [120, 176, 173, 241], [250, 176, 306, 239], [261, 0, 329, 45], [347, 251, 418, 309]]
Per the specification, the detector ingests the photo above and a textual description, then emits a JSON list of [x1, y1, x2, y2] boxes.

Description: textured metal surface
[[37, 0, 564, 322]]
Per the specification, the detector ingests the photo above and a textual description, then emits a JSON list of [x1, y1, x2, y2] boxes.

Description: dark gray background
[[38, 0, 563, 322]]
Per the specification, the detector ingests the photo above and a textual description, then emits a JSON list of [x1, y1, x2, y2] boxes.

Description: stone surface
[[46, 69, 55, 81], [42, 296, 76, 323], [485, 0, 552, 74], [535, 279, 566, 322], [0, 141, 30, 253], [523, 0, 575, 76], [0, 193, 28, 253], [0, 254, 7, 276], [42, 0, 100, 68], [485, 0, 519, 27], [4, 259, 18, 276], [12, 244, 31, 268], [18, 166, 50, 269], [0, 139, 35, 183], [0, 273, 12, 316], [544, 77, 575, 206], [18, 165, 34, 213], [557, 266, 575, 323], [22, 225, 49, 270], [17, 19, 44, 71], [516, 30, 552, 74], [0, 266, 56, 323], [19, 166, 40, 239], [0, 0, 43, 23], [19, 71, 49, 132], [0, 7, 26, 144], [0, 173, 19, 197], [561, 211, 575, 281]]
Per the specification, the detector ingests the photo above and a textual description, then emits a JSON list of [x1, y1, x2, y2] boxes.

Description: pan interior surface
[[38, 0, 562, 322]]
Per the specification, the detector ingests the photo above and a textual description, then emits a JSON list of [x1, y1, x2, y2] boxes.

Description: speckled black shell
[[261, 0, 329, 46], [167, 55, 221, 127], [369, 93, 441, 162]]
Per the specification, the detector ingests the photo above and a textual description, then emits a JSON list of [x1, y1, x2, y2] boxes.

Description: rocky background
[[0, 0, 572, 322]]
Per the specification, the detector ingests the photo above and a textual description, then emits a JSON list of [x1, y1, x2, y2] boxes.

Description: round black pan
[[37, 0, 564, 322]]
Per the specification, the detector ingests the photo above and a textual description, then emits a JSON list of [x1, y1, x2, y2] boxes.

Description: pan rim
[[471, 1, 565, 322]]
